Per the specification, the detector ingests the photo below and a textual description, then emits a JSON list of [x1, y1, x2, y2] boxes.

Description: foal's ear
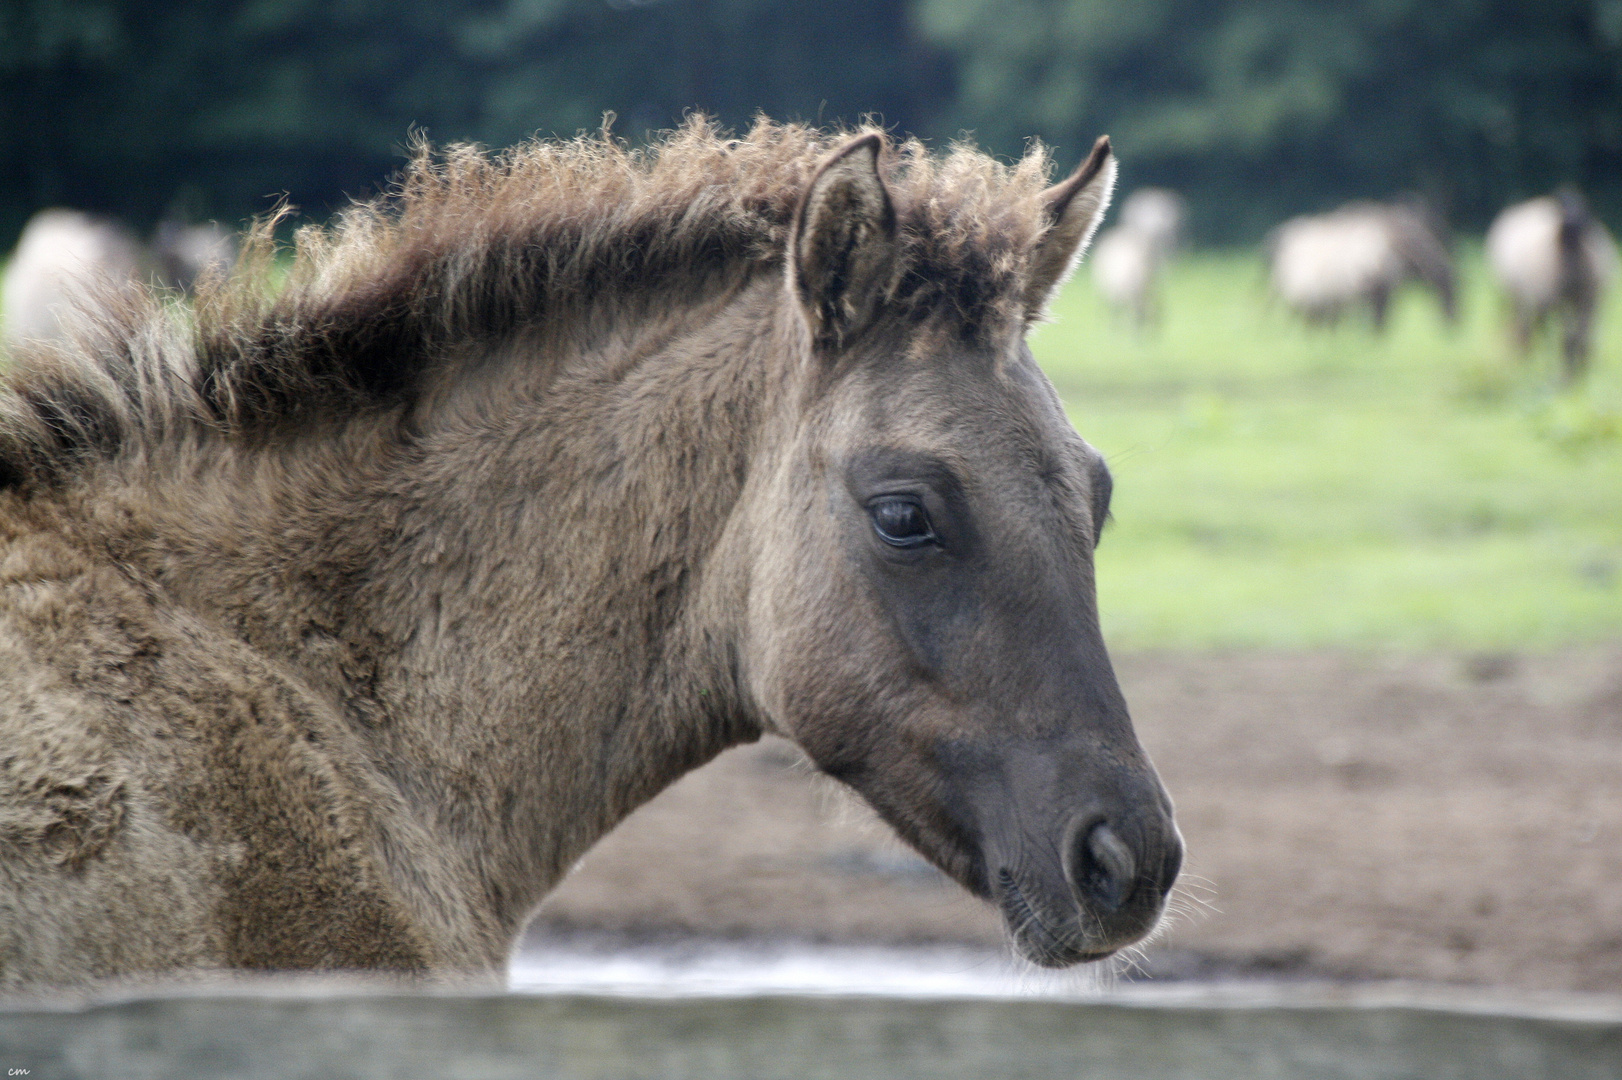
[[1023, 136, 1116, 320], [790, 133, 898, 349]]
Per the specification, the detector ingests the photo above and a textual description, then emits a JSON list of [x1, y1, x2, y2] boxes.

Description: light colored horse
[[0, 120, 1181, 992], [152, 220, 238, 293], [1091, 188, 1185, 327], [1486, 191, 1617, 380], [1269, 201, 1455, 329], [1118, 188, 1184, 254], [2, 211, 237, 352], [1, 210, 147, 349]]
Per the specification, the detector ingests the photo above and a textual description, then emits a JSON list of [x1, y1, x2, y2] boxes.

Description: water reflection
[[510, 937, 1110, 998]]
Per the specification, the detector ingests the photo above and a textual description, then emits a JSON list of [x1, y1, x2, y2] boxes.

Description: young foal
[[0, 120, 1181, 991]]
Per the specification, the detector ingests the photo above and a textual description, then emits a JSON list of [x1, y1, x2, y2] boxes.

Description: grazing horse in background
[[1090, 188, 1185, 328], [1118, 188, 1185, 255], [151, 220, 238, 293], [1486, 190, 1617, 381], [1, 211, 148, 350], [1268, 201, 1455, 330], [0, 119, 1181, 992], [2, 210, 237, 351]]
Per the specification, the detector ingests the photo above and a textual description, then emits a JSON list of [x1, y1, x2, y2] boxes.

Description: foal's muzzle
[[995, 805, 1182, 968]]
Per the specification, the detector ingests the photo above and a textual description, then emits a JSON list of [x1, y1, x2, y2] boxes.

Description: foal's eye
[[869, 497, 937, 548]]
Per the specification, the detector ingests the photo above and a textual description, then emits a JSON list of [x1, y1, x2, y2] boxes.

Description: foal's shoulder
[[0, 497, 166, 672], [0, 494, 278, 759]]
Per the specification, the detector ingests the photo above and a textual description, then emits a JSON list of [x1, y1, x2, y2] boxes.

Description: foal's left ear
[[790, 133, 898, 349], [1022, 136, 1117, 320]]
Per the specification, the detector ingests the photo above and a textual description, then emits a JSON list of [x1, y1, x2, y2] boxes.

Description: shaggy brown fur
[[0, 119, 1179, 992], [0, 118, 1059, 491]]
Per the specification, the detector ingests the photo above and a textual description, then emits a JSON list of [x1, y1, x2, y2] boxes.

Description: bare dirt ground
[[526, 646, 1622, 993]]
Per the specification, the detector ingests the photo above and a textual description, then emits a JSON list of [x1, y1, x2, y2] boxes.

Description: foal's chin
[[997, 890, 1120, 969], [993, 867, 1166, 969]]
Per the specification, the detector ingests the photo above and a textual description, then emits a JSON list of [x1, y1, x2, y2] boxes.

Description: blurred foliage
[[0, 0, 944, 239], [917, 0, 1622, 239], [2, 0, 1620, 244]]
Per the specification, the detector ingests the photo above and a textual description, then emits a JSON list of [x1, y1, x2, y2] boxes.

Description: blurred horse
[[1269, 201, 1455, 330], [2, 210, 236, 351], [1486, 190, 1617, 381], [1091, 188, 1185, 327], [1118, 188, 1184, 253], [1, 211, 148, 349], [152, 220, 238, 293]]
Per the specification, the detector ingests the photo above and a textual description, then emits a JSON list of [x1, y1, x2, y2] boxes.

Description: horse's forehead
[[834, 330, 1085, 470]]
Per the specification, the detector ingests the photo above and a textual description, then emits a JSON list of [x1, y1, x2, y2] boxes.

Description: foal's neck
[[301, 275, 789, 929]]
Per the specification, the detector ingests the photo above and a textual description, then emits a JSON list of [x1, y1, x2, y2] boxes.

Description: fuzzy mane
[[0, 117, 1064, 493]]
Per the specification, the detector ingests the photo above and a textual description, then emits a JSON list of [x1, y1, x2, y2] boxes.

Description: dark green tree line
[[3, 0, 1619, 245], [0, 0, 944, 241], [917, 0, 1622, 239]]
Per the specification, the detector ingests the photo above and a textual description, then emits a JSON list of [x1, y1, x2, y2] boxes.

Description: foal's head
[[742, 135, 1181, 966]]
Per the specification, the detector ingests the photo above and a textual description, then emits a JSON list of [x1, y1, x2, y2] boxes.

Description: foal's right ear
[[789, 133, 898, 350], [1022, 136, 1116, 321]]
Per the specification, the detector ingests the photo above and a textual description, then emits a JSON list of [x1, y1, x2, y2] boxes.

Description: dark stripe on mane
[[0, 117, 1062, 492]]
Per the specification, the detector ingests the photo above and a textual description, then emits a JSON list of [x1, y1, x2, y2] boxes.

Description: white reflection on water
[[509, 938, 1111, 999]]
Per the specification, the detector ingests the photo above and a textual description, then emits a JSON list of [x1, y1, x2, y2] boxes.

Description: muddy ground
[[526, 646, 1622, 993]]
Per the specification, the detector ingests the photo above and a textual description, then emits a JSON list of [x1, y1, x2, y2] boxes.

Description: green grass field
[[1036, 247, 1622, 651], [4, 245, 1618, 651]]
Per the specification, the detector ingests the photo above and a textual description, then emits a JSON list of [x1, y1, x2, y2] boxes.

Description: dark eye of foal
[[869, 497, 937, 548]]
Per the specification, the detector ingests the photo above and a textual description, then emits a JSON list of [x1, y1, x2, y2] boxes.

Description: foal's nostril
[[1068, 820, 1136, 912]]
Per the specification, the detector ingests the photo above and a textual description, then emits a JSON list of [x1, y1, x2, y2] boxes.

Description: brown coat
[[0, 119, 1178, 993]]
